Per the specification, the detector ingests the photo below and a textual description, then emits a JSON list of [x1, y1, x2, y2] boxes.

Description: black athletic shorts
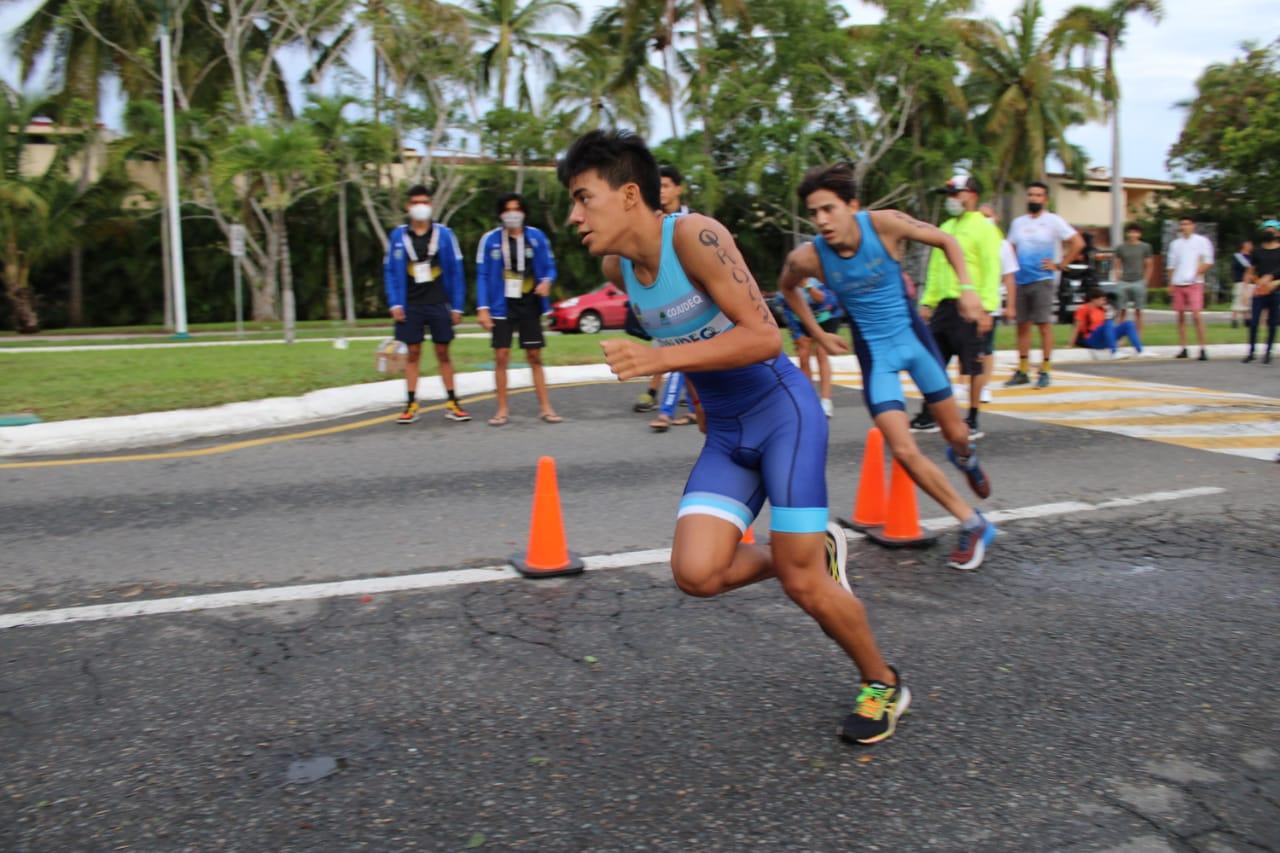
[[491, 299, 546, 350], [395, 303, 454, 346], [929, 299, 983, 376]]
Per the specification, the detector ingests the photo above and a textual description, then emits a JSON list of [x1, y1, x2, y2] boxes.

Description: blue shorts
[[395, 303, 455, 346], [678, 362, 829, 535], [853, 313, 952, 416]]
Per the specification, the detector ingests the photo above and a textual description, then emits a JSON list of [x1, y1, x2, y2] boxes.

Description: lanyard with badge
[[502, 233, 532, 299], [402, 227, 439, 284]]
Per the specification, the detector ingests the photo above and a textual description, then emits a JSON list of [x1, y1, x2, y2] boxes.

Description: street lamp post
[[159, 1, 189, 339]]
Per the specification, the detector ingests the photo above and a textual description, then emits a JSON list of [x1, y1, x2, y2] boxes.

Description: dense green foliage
[[0, 0, 1154, 332]]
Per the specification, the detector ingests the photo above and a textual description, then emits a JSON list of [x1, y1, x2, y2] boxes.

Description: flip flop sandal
[[540, 413, 563, 424], [488, 415, 509, 426], [670, 415, 694, 426]]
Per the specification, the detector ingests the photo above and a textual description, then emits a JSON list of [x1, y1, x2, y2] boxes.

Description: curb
[[0, 343, 1256, 459]]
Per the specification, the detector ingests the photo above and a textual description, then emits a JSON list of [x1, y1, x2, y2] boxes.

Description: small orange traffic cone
[[865, 458, 940, 549], [512, 456, 585, 578], [741, 525, 756, 544], [839, 427, 888, 531]]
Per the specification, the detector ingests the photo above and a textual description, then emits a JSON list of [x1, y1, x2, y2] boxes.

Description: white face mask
[[501, 211, 525, 229], [944, 197, 966, 217], [408, 203, 432, 222]]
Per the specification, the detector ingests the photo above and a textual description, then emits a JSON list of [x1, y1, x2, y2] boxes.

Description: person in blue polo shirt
[[475, 193, 562, 425], [383, 184, 470, 424]]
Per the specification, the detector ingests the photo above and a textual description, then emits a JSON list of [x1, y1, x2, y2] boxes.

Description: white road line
[[0, 486, 1226, 631]]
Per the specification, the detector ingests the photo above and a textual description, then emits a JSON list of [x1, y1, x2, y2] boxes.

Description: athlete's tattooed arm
[[869, 209, 991, 332], [651, 214, 783, 374], [778, 244, 850, 356]]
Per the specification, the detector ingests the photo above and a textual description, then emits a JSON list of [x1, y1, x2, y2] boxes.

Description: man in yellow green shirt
[[910, 175, 1009, 439]]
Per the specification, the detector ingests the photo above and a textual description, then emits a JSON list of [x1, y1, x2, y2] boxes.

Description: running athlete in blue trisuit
[[558, 130, 909, 745], [780, 163, 997, 570]]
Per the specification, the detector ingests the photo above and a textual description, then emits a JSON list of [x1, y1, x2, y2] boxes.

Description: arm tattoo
[[697, 226, 776, 326]]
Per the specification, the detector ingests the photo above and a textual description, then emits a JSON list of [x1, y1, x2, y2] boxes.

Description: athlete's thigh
[[855, 335, 908, 416], [750, 383, 829, 534], [679, 424, 767, 533], [904, 313, 953, 405]]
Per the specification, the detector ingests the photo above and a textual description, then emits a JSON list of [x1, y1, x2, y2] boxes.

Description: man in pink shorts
[[1165, 215, 1215, 361]]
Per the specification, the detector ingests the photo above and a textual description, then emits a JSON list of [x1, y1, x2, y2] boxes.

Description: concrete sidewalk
[[0, 344, 1255, 458]]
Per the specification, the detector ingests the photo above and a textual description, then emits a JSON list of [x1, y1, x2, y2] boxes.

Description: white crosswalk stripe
[[831, 367, 1280, 461]]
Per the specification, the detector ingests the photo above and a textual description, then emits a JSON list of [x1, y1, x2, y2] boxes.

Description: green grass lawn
[[1, 322, 1255, 422], [0, 332, 628, 422]]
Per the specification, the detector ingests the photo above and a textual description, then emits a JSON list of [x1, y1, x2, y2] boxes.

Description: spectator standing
[[1005, 181, 1085, 388], [1165, 215, 1215, 361], [475, 193, 562, 425], [383, 184, 470, 424], [1243, 220, 1280, 364], [912, 175, 1004, 439], [1112, 224, 1153, 336], [1231, 240, 1255, 329], [979, 204, 1019, 405]]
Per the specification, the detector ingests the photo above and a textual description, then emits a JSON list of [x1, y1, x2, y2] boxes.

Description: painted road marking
[[832, 367, 1280, 461], [0, 487, 1224, 630]]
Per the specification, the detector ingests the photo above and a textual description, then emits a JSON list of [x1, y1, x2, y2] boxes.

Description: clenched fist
[[601, 338, 665, 381]]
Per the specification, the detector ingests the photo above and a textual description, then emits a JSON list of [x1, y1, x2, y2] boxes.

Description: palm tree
[[1056, 0, 1163, 248], [962, 0, 1100, 211], [0, 86, 86, 332], [467, 0, 581, 109], [213, 124, 334, 340], [303, 95, 362, 325], [547, 26, 653, 133]]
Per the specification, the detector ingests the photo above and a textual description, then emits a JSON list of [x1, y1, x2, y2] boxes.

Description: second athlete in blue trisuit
[[780, 163, 997, 571], [558, 129, 909, 745]]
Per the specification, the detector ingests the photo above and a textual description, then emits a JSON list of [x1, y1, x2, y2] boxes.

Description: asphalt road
[[2, 364, 1278, 851]]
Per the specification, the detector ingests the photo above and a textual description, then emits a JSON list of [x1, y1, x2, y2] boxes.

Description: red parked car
[[548, 282, 630, 333]]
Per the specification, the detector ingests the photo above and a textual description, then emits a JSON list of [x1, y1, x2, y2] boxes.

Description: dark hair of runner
[[1086, 286, 1105, 301], [1027, 181, 1049, 192], [796, 162, 859, 203], [1178, 215, 1195, 223], [557, 130, 661, 211], [496, 192, 527, 217], [406, 184, 431, 200], [1125, 223, 1141, 233], [658, 164, 684, 186]]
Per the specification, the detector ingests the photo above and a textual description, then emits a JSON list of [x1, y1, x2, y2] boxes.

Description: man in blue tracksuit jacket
[[384, 183, 469, 424], [475, 192, 561, 425]]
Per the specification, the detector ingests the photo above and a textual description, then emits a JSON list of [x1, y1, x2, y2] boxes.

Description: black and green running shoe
[[840, 667, 911, 745]]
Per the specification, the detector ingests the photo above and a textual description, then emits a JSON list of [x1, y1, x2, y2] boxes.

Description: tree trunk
[[69, 245, 85, 327], [337, 182, 356, 324], [3, 234, 40, 333], [326, 244, 341, 320], [1109, 98, 1123, 250], [251, 216, 280, 322], [276, 210, 295, 343]]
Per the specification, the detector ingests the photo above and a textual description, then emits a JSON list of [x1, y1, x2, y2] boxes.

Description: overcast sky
[[1, 0, 1269, 180]]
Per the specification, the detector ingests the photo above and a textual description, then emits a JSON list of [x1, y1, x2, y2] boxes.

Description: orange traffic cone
[[512, 456, 585, 578], [838, 427, 888, 531], [741, 525, 756, 544], [865, 458, 940, 549]]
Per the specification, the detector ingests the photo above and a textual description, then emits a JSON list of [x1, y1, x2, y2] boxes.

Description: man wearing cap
[[1006, 182, 1084, 388], [911, 175, 1007, 439], [1243, 220, 1280, 364]]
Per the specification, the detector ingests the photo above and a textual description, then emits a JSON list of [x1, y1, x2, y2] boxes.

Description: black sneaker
[[1198, 350, 1208, 361], [1175, 348, 1189, 359], [1265, 353, 1274, 365], [965, 413, 984, 440], [1004, 370, 1030, 387], [840, 666, 911, 745], [909, 411, 939, 433], [1036, 370, 1051, 388], [633, 393, 657, 413], [1243, 353, 1256, 363]]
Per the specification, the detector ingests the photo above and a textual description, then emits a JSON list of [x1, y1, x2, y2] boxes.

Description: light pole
[[159, 0, 189, 338]]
